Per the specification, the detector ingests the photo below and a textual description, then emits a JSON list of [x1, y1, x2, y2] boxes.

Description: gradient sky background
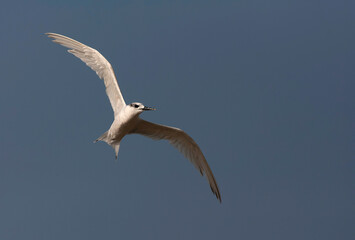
[[0, 0, 354, 239]]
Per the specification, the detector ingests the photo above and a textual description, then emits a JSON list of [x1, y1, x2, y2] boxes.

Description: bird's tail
[[94, 131, 120, 159], [94, 131, 109, 143]]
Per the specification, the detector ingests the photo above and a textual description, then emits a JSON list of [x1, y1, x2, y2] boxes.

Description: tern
[[46, 33, 221, 202]]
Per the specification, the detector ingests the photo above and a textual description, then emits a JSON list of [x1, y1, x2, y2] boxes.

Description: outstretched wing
[[131, 119, 221, 202], [46, 33, 126, 116]]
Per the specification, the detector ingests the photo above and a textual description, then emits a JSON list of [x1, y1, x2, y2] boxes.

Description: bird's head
[[128, 102, 156, 115]]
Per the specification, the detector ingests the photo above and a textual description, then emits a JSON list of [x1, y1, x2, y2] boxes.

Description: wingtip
[[216, 194, 222, 203], [45, 32, 55, 39], [45, 32, 60, 39], [210, 185, 222, 203]]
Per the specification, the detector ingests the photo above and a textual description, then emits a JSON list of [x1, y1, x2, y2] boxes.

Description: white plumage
[[46, 33, 221, 202]]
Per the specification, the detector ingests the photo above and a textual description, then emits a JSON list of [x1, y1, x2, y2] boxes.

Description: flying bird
[[46, 33, 221, 202]]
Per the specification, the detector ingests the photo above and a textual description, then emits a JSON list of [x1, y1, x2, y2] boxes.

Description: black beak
[[142, 106, 156, 111]]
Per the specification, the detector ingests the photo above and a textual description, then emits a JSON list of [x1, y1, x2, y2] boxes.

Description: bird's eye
[[134, 104, 139, 108]]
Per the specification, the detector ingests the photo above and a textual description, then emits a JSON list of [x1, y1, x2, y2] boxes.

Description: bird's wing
[[46, 33, 126, 116], [131, 119, 221, 202]]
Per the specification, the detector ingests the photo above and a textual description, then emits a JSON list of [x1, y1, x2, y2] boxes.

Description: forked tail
[[94, 131, 120, 159]]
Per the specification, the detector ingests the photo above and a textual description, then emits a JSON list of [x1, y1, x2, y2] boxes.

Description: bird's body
[[106, 106, 140, 145], [98, 104, 150, 156], [46, 33, 221, 202]]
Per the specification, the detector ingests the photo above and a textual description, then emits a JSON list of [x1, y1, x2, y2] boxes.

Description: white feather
[[46, 33, 125, 116], [131, 119, 221, 202]]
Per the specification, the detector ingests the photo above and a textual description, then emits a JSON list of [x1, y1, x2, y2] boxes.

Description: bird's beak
[[142, 106, 156, 111]]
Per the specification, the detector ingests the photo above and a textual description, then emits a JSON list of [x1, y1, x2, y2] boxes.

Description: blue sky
[[0, 0, 354, 239]]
